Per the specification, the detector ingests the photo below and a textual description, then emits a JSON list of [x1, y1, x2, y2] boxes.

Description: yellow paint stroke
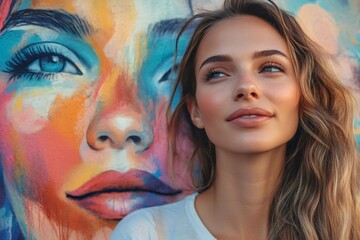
[[30, 0, 77, 13], [133, 32, 148, 76], [61, 163, 105, 192]]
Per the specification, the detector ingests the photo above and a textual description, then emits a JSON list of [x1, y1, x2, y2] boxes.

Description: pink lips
[[226, 107, 273, 128], [66, 170, 182, 220]]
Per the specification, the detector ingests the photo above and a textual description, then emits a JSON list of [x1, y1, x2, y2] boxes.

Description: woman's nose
[[233, 73, 260, 101], [86, 109, 154, 152]]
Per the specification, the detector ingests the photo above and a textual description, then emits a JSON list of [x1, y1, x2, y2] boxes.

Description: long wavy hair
[[168, 0, 360, 239]]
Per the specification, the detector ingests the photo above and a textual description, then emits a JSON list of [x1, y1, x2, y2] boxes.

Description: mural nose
[[87, 113, 154, 152]]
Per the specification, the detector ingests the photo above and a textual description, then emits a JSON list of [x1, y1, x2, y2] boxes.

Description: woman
[[0, 0, 195, 239], [111, 0, 360, 239]]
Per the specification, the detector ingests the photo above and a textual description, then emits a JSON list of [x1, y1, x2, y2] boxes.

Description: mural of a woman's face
[[0, 0, 194, 239]]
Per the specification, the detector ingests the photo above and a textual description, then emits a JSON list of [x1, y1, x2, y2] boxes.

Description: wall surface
[[0, 0, 359, 239]]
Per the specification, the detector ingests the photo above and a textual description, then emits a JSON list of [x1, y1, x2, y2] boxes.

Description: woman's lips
[[226, 107, 273, 128], [66, 170, 182, 220]]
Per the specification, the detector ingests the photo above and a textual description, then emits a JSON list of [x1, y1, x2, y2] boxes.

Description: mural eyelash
[[10, 72, 59, 82], [4, 44, 79, 82]]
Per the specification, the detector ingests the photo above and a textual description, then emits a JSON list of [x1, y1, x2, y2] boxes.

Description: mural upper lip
[[226, 107, 273, 121], [66, 170, 182, 199]]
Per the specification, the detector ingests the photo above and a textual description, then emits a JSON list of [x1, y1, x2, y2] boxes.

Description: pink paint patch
[[297, 4, 339, 55], [0, 0, 12, 29], [9, 104, 47, 134]]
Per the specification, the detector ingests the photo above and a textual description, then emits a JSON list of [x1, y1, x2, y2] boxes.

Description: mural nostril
[[98, 135, 110, 142], [127, 135, 141, 145]]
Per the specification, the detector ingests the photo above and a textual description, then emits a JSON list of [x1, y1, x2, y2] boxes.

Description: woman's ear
[[186, 98, 204, 129]]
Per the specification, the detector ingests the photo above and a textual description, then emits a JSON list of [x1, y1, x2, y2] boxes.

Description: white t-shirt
[[110, 193, 216, 240]]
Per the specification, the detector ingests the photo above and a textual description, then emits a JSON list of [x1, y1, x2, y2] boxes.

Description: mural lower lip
[[67, 191, 180, 220]]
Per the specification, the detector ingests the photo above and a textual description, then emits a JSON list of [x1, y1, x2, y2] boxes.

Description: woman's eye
[[28, 54, 81, 75], [260, 63, 284, 73], [205, 70, 227, 81]]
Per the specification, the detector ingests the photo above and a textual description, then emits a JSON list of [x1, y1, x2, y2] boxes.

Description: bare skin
[[196, 148, 284, 239], [189, 15, 300, 239]]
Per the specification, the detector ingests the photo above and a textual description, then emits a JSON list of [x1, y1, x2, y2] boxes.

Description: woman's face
[[191, 15, 300, 155], [0, 0, 193, 238]]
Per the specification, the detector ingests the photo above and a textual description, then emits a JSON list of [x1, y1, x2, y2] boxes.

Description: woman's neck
[[195, 146, 285, 240]]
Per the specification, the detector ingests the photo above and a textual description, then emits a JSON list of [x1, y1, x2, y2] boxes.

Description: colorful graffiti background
[[0, 0, 359, 239]]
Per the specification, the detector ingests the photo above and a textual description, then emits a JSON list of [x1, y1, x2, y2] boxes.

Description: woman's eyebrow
[[253, 49, 289, 59], [1, 9, 93, 38], [199, 55, 232, 70], [199, 49, 289, 70]]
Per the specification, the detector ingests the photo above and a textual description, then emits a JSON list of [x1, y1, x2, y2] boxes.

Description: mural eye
[[4, 43, 85, 82], [159, 64, 179, 83], [28, 54, 81, 75]]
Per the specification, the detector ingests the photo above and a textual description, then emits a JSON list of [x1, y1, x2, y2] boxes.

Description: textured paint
[[279, 0, 360, 91], [0, 0, 12, 29], [0, 0, 194, 239], [0, 0, 359, 239]]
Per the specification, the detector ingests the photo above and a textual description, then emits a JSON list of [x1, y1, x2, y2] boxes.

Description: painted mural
[[0, 0, 359, 239]]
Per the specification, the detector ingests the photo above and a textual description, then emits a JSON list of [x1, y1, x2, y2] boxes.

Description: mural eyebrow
[[1, 9, 93, 38], [151, 18, 195, 36]]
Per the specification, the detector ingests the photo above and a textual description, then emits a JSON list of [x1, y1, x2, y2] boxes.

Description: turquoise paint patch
[[153, 167, 162, 179], [17, 0, 32, 10], [138, 23, 193, 105], [0, 27, 99, 93], [280, 0, 315, 14], [355, 118, 360, 147]]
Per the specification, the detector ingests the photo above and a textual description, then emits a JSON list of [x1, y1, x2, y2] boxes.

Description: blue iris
[[39, 55, 65, 72]]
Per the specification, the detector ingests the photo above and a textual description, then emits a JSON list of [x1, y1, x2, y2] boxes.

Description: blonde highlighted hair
[[168, 0, 360, 239]]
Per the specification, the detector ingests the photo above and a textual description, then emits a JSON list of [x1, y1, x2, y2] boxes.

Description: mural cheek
[[32, 92, 94, 190], [0, 126, 57, 207], [0, 97, 47, 197], [5, 94, 54, 134], [148, 97, 194, 190], [47, 93, 88, 143], [171, 120, 194, 189], [30, 131, 80, 194], [0, 85, 91, 207], [0, 87, 89, 188], [0, 90, 108, 237]]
